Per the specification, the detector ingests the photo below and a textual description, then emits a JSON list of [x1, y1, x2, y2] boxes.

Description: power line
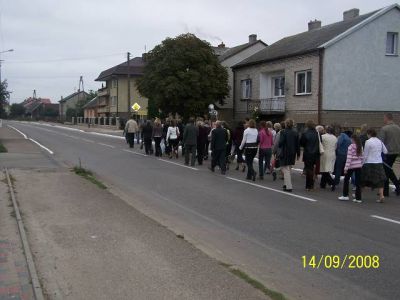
[[4, 52, 125, 64]]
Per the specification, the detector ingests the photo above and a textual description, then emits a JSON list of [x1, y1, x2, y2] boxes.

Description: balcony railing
[[247, 97, 285, 114]]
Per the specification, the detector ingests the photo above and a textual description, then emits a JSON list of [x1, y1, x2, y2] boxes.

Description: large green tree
[[137, 33, 229, 119], [0, 80, 11, 118]]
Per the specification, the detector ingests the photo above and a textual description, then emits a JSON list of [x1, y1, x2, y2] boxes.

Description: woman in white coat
[[320, 126, 337, 189]]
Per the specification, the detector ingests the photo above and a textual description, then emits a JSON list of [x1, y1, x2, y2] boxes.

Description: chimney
[[343, 8, 360, 21], [308, 20, 322, 31], [217, 42, 225, 48], [249, 34, 257, 44]]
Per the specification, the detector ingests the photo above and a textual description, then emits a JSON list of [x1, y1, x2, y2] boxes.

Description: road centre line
[[97, 143, 115, 148], [7, 125, 27, 139], [123, 149, 148, 157], [226, 176, 318, 202], [80, 138, 95, 143], [371, 215, 400, 225], [158, 158, 199, 171]]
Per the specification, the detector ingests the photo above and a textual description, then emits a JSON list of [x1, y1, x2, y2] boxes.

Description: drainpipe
[[318, 49, 324, 125]]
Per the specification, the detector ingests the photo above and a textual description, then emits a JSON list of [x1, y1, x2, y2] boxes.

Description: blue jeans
[[258, 148, 272, 177]]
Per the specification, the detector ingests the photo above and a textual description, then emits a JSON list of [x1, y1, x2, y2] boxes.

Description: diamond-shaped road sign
[[132, 103, 141, 112]]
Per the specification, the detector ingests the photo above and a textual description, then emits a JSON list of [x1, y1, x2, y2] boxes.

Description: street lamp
[[0, 49, 14, 83]]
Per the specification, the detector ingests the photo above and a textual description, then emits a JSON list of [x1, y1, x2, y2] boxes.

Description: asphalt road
[[7, 121, 400, 300]]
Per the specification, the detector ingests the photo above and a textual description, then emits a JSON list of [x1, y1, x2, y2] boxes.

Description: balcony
[[98, 87, 109, 97], [247, 98, 285, 115]]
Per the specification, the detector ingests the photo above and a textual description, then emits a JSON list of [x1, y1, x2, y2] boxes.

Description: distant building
[[94, 56, 148, 119], [59, 91, 90, 121], [232, 4, 400, 127]]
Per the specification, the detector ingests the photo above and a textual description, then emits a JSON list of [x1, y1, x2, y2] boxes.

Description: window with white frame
[[241, 79, 252, 99], [272, 76, 285, 97], [386, 32, 398, 55], [295, 70, 312, 95]]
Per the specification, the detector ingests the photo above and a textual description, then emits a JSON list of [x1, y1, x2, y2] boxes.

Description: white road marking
[[371, 215, 400, 225], [97, 143, 115, 149], [158, 159, 199, 171], [7, 125, 27, 139], [88, 132, 125, 140], [80, 138, 95, 143], [226, 177, 317, 202], [123, 149, 148, 157], [28, 138, 54, 155]]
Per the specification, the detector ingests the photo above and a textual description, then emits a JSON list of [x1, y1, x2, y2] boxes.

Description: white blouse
[[240, 128, 258, 150], [363, 137, 388, 164], [166, 126, 180, 140]]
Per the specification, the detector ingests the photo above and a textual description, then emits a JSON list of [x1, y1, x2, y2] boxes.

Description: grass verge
[[0, 142, 7, 153], [72, 166, 107, 190], [219, 263, 287, 300]]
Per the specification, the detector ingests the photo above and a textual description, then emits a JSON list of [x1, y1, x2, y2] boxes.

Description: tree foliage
[[10, 103, 25, 118], [0, 80, 11, 118], [137, 33, 229, 120]]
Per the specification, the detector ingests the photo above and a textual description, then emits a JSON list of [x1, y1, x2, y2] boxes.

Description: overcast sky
[[0, 0, 395, 103]]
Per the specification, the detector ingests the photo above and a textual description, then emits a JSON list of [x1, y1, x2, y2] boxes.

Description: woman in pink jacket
[[258, 121, 274, 180], [338, 134, 363, 203]]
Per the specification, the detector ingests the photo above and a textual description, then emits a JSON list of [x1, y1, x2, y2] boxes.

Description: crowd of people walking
[[123, 112, 400, 203]]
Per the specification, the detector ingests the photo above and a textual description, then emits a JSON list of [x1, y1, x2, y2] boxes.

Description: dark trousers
[[333, 154, 347, 186], [304, 160, 316, 189], [258, 148, 272, 177], [205, 141, 210, 159], [144, 138, 152, 154], [185, 144, 196, 166], [320, 172, 334, 188], [154, 137, 162, 157], [343, 168, 362, 200], [383, 154, 400, 196], [211, 149, 226, 172], [197, 143, 205, 165], [126, 132, 135, 148], [245, 148, 258, 179]]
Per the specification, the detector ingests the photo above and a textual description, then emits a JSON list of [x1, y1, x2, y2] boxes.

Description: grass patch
[[221, 264, 287, 300], [0, 142, 7, 153], [72, 166, 107, 190]]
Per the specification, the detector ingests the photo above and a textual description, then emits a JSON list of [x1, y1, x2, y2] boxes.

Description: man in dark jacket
[[197, 121, 208, 165], [141, 121, 153, 155], [210, 121, 227, 174], [332, 128, 352, 189], [300, 120, 320, 190], [279, 119, 300, 192], [183, 117, 199, 166]]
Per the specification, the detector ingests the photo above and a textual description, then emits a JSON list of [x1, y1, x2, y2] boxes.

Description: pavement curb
[[4, 168, 45, 300]]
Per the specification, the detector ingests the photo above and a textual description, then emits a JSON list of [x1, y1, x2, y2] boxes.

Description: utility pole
[[0, 60, 3, 83], [127, 52, 131, 117]]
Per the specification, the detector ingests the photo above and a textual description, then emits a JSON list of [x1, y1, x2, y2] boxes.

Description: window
[[241, 79, 252, 99], [386, 32, 398, 55], [112, 79, 118, 88], [295, 70, 312, 95], [272, 76, 285, 97]]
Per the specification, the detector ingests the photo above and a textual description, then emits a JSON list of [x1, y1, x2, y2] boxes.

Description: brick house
[[232, 4, 400, 127], [94, 56, 148, 119]]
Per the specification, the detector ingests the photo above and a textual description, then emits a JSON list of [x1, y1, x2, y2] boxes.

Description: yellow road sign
[[132, 103, 141, 112]]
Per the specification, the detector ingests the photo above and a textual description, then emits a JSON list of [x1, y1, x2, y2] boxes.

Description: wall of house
[[110, 77, 148, 117], [234, 52, 320, 123], [323, 8, 400, 112]]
